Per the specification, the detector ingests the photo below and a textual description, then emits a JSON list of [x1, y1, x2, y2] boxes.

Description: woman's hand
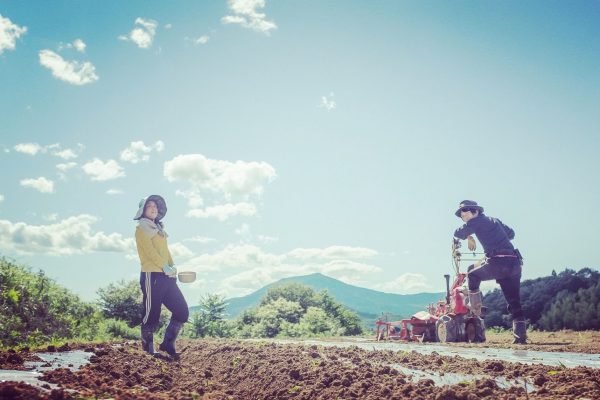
[[163, 265, 177, 278]]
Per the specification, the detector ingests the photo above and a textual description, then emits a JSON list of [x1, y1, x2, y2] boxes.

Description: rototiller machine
[[375, 238, 486, 343]]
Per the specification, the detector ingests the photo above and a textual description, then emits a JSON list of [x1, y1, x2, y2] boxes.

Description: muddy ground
[[1, 331, 599, 399]]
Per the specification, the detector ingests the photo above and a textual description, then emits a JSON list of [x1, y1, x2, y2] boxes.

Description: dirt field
[[1, 331, 600, 399]]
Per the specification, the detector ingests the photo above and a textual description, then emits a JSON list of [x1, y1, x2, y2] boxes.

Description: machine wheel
[[436, 315, 458, 343], [465, 317, 486, 343]]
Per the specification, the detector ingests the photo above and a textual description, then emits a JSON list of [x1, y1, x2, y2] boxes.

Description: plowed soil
[[2, 333, 600, 399]]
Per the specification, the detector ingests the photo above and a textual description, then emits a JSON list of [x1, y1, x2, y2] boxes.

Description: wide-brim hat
[[133, 195, 167, 221], [454, 200, 484, 217]]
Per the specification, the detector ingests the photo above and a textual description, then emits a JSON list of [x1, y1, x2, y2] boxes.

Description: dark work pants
[[467, 257, 524, 320], [140, 272, 189, 331]]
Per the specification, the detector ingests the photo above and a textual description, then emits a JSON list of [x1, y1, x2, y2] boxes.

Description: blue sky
[[1, 0, 599, 305]]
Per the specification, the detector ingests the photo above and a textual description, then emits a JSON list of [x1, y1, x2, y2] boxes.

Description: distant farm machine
[[375, 238, 486, 343]]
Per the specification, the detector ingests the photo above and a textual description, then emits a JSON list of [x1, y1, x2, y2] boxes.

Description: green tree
[[0, 258, 99, 347], [97, 280, 142, 327], [191, 294, 232, 338], [261, 282, 318, 310]]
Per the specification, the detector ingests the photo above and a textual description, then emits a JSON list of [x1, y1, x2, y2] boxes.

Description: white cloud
[[285, 246, 378, 260], [15, 143, 81, 159], [53, 148, 78, 160], [120, 140, 164, 164], [164, 23, 173, 30], [187, 202, 257, 221], [164, 154, 276, 199], [257, 234, 278, 244], [119, 18, 158, 49], [175, 189, 204, 208], [0, 194, 4, 202], [0, 214, 134, 256], [14, 143, 43, 155], [170, 242, 194, 260], [73, 38, 86, 52], [184, 235, 216, 244], [82, 159, 125, 181], [20, 177, 55, 194], [320, 93, 336, 111], [43, 213, 58, 222], [221, 0, 277, 35], [39, 50, 98, 85], [178, 243, 381, 297], [106, 189, 123, 195], [0, 14, 27, 55], [194, 35, 210, 45], [375, 273, 435, 295], [56, 162, 77, 172], [235, 223, 251, 237], [59, 38, 87, 53]]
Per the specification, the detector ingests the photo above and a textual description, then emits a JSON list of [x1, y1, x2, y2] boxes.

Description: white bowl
[[177, 271, 196, 283]]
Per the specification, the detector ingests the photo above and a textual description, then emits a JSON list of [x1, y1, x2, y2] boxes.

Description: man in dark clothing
[[453, 200, 527, 344]]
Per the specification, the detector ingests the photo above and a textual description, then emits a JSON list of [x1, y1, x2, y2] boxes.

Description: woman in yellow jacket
[[134, 195, 188, 359]]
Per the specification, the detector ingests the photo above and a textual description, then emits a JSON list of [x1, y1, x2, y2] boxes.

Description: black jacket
[[454, 213, 515, 254]]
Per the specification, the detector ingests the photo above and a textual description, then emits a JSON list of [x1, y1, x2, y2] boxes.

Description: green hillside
[[191, 273, 445, 325]]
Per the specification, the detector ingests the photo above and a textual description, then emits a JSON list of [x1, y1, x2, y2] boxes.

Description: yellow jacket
[[135, 227, 174, 272]]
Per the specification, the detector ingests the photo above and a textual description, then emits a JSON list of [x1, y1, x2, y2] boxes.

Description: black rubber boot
[[159, 320, 183, 360], [512, 319, 527, 344], [141, 325, 155, 355]]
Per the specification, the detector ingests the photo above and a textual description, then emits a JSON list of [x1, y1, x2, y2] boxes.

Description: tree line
[[484, 267, 600, 330], [0, 257, 363, 347]]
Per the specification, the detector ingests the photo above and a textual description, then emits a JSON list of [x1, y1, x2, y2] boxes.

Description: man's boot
[[512, 319, 527, 344], [141, 325, 155, 355], [159, 320, 184, 360], [468, 290, 483, 317]]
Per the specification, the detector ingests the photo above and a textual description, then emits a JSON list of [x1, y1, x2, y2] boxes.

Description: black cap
[[455, 200, 484, 217]]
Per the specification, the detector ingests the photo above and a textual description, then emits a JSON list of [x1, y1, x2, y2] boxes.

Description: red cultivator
[[375, 238, 486, 343]]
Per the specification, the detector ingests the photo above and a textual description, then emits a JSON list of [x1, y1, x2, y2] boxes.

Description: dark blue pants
[[467, 257, 524, 320], [140, 272, 189, 331]]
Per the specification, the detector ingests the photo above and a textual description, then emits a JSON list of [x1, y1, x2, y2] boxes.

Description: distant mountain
[[191, 273, 445, 325]]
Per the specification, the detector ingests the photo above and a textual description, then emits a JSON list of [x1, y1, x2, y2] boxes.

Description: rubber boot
[[468, 290, 483, 317], [159, 320, 183, 360], [512, 319, 527, 344], [141, 325, 155, 355]]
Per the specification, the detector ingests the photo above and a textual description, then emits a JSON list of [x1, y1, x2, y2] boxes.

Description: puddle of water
[[0, 350, 93, 391], [271, 339, 600, 369], [390, 363, 535, 394]]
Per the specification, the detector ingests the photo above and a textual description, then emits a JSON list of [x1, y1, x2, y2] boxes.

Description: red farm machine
[[375, 239, 486, 343]]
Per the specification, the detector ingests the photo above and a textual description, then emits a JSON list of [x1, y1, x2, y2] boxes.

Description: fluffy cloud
[[39, 50, 99, 85], [82, 159, 125, 181], [59, 38, 86, 53], [15, 143, 82, 159], [20, 177, 55, 194], [120, 140, 164, 164], [14, 143, 43, 155], [0, 194, 4, 202], [193, 35, 210, 45], [320, 93, 336, 111], [221, 0, 277, 35], [0, 14, 27, 55], [184, 235, 216, 244], [375, 273, 435, 295], [187, 202, 257, 221], [0, 214, 134, 256], [165, 154, 276, 221], [106, 189, 123, 195], [119, 18, 158, 49], [285, 246, 378, 261], [178, 244, 381, 297], [73, 38, 86, 52], [169, 242, 194, 260], [164, 154, 276, 199]]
